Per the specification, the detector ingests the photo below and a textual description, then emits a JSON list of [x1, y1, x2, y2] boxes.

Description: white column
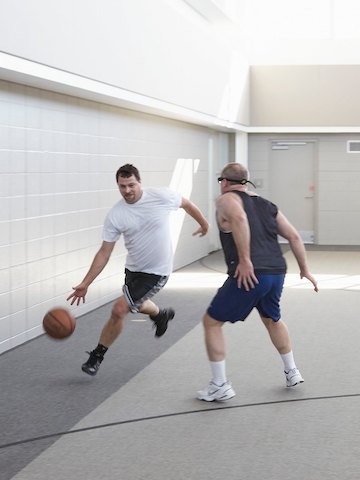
[[235, 131, 248, 167]]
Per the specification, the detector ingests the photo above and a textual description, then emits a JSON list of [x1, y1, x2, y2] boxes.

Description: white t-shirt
[[103, 187, 182, 275]]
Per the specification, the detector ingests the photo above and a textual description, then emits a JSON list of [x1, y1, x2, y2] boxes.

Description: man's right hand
[[234, 260, 259, 291], [66, 284, 88, 305]]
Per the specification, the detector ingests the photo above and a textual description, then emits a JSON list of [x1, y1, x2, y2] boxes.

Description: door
[[269, 141, 315, 243]]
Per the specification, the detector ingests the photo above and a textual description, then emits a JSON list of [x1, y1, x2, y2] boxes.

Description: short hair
[[115, 164, 141, 183], [220, 162, 249, 183]]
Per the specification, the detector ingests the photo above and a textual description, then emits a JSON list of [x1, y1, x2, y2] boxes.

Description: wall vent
[[272, 141, 307, 150], [347, 140, 360, 153]]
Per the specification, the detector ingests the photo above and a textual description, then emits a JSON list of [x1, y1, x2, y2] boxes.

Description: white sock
[[210, 360, 227, 386], [281, 351, 296, 372]]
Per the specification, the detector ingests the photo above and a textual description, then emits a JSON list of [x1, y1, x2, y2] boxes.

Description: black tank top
[[219, 191, 287, 275]]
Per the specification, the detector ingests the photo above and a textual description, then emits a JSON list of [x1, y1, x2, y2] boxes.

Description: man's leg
[[140, 299, 175, 337], [197, 313, 235, 402], [260, 316, 291, 354], [124, 270, 174, 337], [139, 299, 159, 317], [99, 296, 130, 346], [82, 296, 129, 376], [260, 316, 304, 387], [203, 312, 226, 362]]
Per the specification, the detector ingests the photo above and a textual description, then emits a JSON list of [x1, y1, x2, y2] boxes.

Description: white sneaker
[[285, 368, 304, 387], [197, 380, 236, 402]]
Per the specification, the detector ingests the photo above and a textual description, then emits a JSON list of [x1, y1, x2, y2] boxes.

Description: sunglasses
[[217, 177, 256, 188]]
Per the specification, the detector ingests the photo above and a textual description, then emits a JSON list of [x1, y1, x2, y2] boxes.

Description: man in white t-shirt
[[67, 164, 209, 376]]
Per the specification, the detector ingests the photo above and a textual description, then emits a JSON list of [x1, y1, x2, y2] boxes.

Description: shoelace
[[85, 350, 102, 361]]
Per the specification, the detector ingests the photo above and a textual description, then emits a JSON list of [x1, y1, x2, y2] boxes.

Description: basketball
[[43, 307, 76, 339]]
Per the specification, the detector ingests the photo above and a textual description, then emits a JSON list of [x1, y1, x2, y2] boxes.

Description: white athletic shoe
[[197, 380, 236, 402], [285, 368, 304, 387]]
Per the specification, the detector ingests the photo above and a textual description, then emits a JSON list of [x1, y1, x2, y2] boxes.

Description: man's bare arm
[[67, 241, 116, 305], [180, 197, 209, 236], [276, 211, 318, 291]]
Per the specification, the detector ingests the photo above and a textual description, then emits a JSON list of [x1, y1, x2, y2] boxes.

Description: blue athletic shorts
[[207, 274, 285, 323]]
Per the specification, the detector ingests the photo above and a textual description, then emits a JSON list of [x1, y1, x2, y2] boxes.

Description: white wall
[[251, 65, 360, 127], [0, 0, 250, 126], [0, 79, 220, 354]]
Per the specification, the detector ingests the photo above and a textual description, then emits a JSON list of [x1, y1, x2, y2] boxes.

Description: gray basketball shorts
[[122, 268, 169, 313]]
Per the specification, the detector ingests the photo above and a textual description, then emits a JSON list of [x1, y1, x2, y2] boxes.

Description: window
[[347, 140, 360, 153]]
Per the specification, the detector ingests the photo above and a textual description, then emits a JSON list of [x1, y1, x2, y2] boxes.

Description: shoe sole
[[198, 394, 236, 402], [197, 390, 236, 402], [81, 365, 98, 376], [197, 395, 236, 402], [286, 378, 304, 387]]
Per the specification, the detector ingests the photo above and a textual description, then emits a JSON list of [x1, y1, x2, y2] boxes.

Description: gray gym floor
[[1, 247, 360, 480]]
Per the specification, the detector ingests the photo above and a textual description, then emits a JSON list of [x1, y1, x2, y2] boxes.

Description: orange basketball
[[43, 307, 76, 339]]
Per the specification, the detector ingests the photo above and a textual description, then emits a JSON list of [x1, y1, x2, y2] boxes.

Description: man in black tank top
[[197, 162, 318, 402]]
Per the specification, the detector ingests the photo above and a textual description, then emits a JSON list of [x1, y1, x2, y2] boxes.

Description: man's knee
[[203, 312, 223, 329], [111, 297, 130, 321], [261, 315, 280, 328]]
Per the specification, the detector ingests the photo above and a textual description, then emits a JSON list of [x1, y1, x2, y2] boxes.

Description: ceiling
[[182, 0, 360, 65]]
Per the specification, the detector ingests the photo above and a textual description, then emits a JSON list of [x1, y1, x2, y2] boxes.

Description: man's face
[[118, 174, 142, 204]]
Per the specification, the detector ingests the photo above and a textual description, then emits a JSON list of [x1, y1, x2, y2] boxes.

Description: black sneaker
[[151, 308, 175, 337], [81, 350, 103, 376]]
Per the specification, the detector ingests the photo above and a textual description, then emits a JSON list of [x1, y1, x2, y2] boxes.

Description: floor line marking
[[1, 392, 359, 450]]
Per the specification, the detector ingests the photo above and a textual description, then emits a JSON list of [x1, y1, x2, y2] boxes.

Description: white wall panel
[[0, 79, 217, 354]]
